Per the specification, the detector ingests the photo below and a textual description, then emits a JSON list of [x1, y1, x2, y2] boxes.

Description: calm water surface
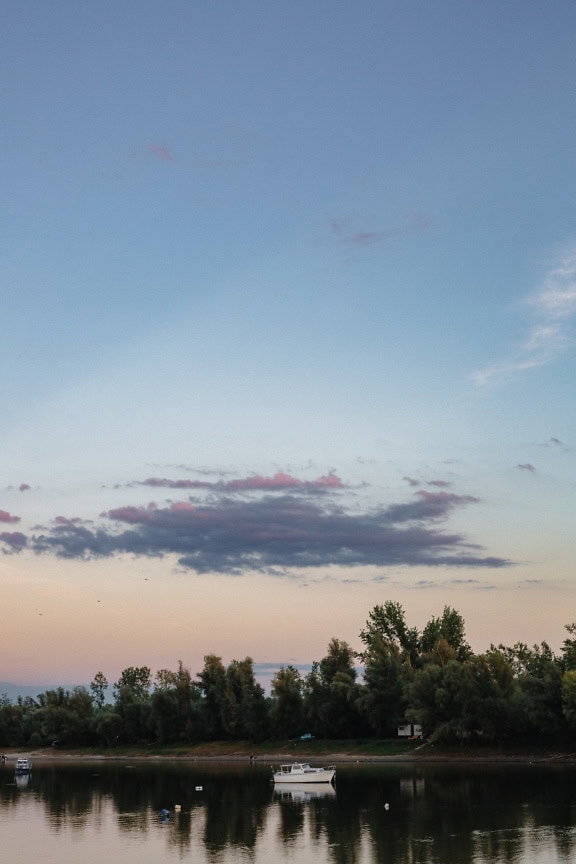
[[2, 760, 576, 863]]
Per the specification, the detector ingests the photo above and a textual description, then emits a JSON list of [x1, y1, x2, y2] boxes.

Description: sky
[[1, 1, 576, 691]]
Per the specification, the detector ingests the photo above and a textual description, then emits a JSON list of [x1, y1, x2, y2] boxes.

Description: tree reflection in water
[[1, 761, 576, 863]]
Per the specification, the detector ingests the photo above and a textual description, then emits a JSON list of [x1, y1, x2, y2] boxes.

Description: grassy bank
[[4, 739, 576, 762], [2, 739, 422, 760]]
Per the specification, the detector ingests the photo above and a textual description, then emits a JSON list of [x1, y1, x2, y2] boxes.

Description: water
[[2, 760, 576, 863]]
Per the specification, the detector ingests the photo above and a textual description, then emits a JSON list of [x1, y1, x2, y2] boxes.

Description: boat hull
[[273, 765, 335, 784]]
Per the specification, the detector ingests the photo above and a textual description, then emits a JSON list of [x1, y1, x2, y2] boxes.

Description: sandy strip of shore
[[3, 748, 576, 764]]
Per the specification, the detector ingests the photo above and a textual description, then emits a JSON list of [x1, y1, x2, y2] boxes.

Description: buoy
[[195, 786, 203, 791], [174, 804, 181, 812], [384, 803, 390, 811]]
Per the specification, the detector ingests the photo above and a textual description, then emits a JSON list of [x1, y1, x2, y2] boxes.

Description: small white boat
[[14, 757, 31, 775], [272, 762, 335, 784]]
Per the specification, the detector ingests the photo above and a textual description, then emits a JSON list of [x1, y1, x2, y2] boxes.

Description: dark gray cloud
[[20, 488, 511, 574], [0, 531, 27, 551], [329, 212, 430, 247]]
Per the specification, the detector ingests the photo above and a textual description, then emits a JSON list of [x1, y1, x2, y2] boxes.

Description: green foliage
[[1, 605, 575, 750], [358, 638, 411, 736], [271, 665, 304, 738], [495, 641, 564, 742], [113, 666, 151, 702], [304, 639, 364, 738], [420, 606, 471, 662], [195, 655, 269, 742], [223, 657, 269, 741], [90, 672, 108, 709], [561, 623, 576, 671], [151, 661, 203, 744], [360, 601, 420, 667], [561, 670, 576, 728]]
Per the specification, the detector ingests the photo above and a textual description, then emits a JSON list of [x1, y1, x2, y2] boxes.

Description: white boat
[[272, 762, 335, 784], [14, 757, 31, 775]]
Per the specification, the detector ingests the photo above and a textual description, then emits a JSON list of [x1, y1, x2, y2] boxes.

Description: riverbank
[[3, 740, 576, 764]]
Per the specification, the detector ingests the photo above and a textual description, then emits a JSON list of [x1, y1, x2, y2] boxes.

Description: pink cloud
[[138, 471, 344, 493], [107, 504, 158, 524], [427, 480, 451, 488], [226, 471, 343, 492], [149, 144, 175, 163], [19, 483, 30, 492], [0, 509, 20, 524], [518, 463, 536, 472]]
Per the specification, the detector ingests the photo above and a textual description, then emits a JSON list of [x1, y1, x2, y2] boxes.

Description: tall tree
[[225, 657, 269, 741], [496, 642, 564, 742], [90, 671, 109, 709], [561, 670, 576, 729], [305, 639, 362, 738], [113, 667, 152, 744], [357, 637, 411, 736], [360, 601, 420, 668], [113, 666, 151, 702], [197, 654, 231, 740], [271, 666, 304, 739], [421, 606, 471, 662], [151, 660, 202, 744], [561, 623, 576, 671]]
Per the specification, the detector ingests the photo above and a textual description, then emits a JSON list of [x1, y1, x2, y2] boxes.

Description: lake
[[2, 759, 576, 863]]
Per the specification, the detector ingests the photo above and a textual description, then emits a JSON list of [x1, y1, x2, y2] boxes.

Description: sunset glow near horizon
[[2, 2, 576, 690]]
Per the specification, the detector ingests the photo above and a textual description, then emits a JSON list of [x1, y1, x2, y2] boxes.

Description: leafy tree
[[225, 657, 269, 741], [561, 623, 576, 671], [90, 671, 109, 709], [408, 646, 517, 744], [305, 639, 363, 738], [421, 606, 471, 662], [495, 642, 564, 742], [113, 668, 152, 744], [152, 661, 203, 744], [113, 666, 151, 702], [197, 654, 231, 740], [271, 666, 304, 739], [94, 710, 123, 747], [0, 700, 27, 747], [360, 601, 420, 668], [357, 637, 411, 736], [561, 670, 576, 729], [34, 687, 94, 746]]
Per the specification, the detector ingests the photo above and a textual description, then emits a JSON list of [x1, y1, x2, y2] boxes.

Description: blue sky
[[1, 1, 575, 687]]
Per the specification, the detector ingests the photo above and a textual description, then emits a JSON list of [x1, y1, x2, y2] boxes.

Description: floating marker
[[384, 803, 390, 811], [174, 804, 181, 812], [195, 786, 203, 791]]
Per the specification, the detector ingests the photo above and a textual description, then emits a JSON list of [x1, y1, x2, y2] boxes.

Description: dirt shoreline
[[3, 747, 576, 765]]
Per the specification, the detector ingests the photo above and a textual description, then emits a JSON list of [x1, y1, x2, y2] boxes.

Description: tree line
[[3, 602, 576, 749]]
